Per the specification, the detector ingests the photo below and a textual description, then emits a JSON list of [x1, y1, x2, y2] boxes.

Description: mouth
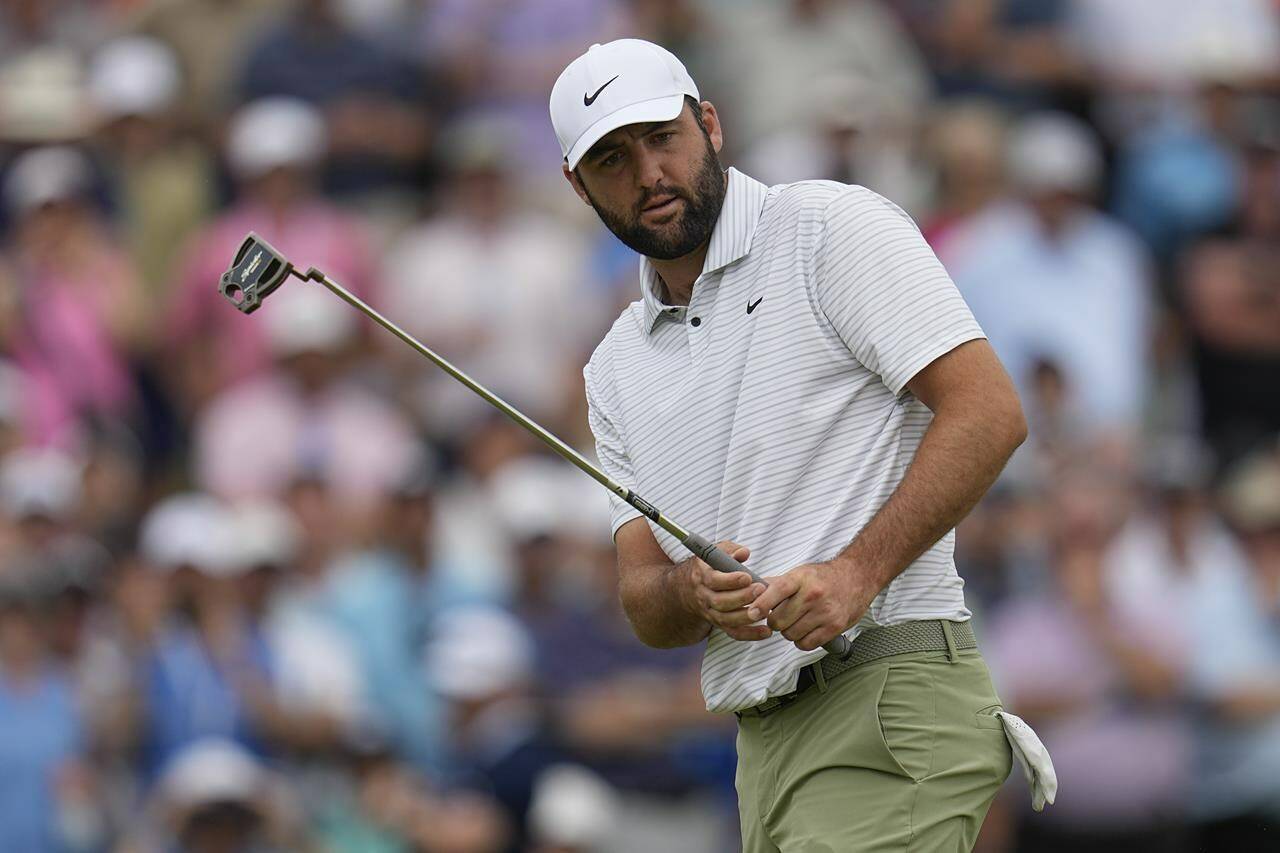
[[641, 195, 682, 218]]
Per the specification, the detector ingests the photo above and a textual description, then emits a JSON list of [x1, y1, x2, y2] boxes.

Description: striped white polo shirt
[[583, 167, 986, 713]]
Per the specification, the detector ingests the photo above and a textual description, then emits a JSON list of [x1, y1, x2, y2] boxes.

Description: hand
[[686, 541, 771, 642], [746, 558, 875, 652]]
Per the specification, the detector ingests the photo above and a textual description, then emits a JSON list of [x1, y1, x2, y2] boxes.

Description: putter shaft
[[289, 262, 852, 660]]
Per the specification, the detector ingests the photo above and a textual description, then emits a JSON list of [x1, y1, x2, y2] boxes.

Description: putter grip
[[684, 532, 853, 659]]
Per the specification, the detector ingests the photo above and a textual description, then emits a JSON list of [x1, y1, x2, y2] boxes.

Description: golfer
[[553, 40, 1026, 850]]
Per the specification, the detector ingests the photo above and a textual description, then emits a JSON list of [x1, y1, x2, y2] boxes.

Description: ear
[[563, 164, 593, 207], [699, 100, 724, 155]]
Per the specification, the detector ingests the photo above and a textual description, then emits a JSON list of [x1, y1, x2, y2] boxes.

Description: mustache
[[636, 186, 688, 215]]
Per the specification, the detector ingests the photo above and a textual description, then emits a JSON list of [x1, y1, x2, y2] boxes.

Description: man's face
[[568, 101, 727, 260]]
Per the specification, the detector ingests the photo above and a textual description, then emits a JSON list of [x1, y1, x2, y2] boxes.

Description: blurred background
[[0, 0, 1277, 851]]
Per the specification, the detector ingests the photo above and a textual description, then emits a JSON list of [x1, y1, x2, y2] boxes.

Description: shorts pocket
[[974, 703, 1006, 730], [875, 663, 937, 782]]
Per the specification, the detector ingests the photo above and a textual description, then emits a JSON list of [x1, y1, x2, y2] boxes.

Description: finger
[[746, 576, 800, 621], [794, 626, 836, 653], [767, 582, 820, 630], [711, 604, 770, 629], [780, 611, 825, 644], [716, 542, 751, 563], [766, 596, 807, 633], [722, 623, 772, 642], [705, 583, 766, 613], [702, 570, 754, 592]]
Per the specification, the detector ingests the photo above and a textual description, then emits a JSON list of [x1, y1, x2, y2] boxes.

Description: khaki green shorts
[[735, 647, 1012, 852]]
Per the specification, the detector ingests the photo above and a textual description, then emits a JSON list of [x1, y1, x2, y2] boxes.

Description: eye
[[650, 132, 675, 144], [600, 150, 624, 168]]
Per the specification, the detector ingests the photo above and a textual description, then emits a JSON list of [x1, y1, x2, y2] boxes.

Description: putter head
[[219, 232, 294, 314]]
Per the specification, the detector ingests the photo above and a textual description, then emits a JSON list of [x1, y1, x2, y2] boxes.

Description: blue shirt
[[0, 665, 83, 852], [143, 623, 274, 776]]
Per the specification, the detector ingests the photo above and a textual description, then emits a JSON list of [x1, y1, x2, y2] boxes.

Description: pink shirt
[[986, 595, 1191, 826], [9, 244, 138, 446], [194, 371, 419, 506], [165, 199, 376, 392]]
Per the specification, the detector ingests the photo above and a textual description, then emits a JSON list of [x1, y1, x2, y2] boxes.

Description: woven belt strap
[[737, 620, 977, 718]]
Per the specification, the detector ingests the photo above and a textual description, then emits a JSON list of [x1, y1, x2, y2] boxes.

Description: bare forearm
[[619, 558, 712, 648], [835, 402, 1026, 591]]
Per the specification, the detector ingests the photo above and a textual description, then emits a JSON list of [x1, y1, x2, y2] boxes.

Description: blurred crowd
[[0, 0, 1277, 851]]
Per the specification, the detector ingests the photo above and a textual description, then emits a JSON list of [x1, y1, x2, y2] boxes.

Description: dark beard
[[582, 139, 727, 261]]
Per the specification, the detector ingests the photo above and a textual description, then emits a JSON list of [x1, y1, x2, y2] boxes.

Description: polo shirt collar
[[641, 167, 769, 333]]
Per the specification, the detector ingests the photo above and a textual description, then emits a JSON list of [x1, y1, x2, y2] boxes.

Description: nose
[[632, 145, 665, 195]]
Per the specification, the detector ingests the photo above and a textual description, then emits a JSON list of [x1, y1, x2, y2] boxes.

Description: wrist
[[826, 553, 887, 603], [670, 557, 706, 624]]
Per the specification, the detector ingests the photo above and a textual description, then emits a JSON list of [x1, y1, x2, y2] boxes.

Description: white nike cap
[[550, 39, 699, 170]]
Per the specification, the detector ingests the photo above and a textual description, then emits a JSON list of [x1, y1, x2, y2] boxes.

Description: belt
[[735, 620, 977, 719]]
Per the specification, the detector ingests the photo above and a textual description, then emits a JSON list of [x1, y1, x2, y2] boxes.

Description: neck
[[649, 239, 711, 306]]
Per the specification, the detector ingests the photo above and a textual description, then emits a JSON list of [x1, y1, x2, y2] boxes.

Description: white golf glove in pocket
[[995, 711, 1057, 811]]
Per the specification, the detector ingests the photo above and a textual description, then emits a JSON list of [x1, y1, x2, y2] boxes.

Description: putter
[[220, 232, 852, 659]]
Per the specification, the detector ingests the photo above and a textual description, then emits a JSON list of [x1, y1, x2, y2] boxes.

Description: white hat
[[226, 499, 301, 568], [88, 36, 180, 121], [3, 145, 92, 214], [0, 48, 88, 143], [1007, 112, 1102, 195], [487, 456, 613, 545], [426, 607, 534, 700], [140, 492, 239, 575], [227, 97, 326, 178], [529, 764, 619, 848], [550, 39, 699, 170], [258, 282, 356, 356], [160, 739, 264, 809], [0, 447, 82, 520]]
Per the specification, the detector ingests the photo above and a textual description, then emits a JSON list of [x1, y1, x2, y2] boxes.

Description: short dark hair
[[685, 96, 708, 136]]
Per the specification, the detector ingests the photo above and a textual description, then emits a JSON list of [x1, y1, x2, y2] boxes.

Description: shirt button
[[690, 317, 701, 327]]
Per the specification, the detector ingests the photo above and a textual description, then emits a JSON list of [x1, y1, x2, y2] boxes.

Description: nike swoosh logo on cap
[[583, 75, 619, 106]]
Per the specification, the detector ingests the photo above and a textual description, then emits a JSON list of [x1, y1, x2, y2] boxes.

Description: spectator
[[986, 465, 1193, 851], [1188, 446, 1280, 848], [0, 580, 100, 852], [1110, 89, 1241, 264], [225, 499, 367, 753], [164, 96, 377, 410], [0, 146, 147, 447], [86, 36, 216, 300], [135, 494, 275, 774], [414, 0, 632, 172], [889, 0, 1085, 107], [325, 463, 493, 772], [709, 0, 932, 154], [919, 98, 1008, 256], [379, 118, 600, 444], [1176, 128, 1280, 472], [740, 71, 930, 214], [237, 0, 435, 200], [192, 282, 419, 509], [123, 738, 307, 853], [491, 458, 736, 851], [1065, 0, 1280, 93], [527, 764, 620, 853], [945, 112, 1154, 438], [129, 0, 291, 133], [427, 606, 561, 852]]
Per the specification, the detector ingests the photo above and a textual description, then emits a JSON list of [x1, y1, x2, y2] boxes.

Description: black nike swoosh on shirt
[[747, 297, 763, 314], [583, 76, 619, 106]]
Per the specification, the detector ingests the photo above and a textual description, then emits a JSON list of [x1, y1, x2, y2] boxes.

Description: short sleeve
[[812, 187, 986, 396], [583, 356, 642, 538]]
